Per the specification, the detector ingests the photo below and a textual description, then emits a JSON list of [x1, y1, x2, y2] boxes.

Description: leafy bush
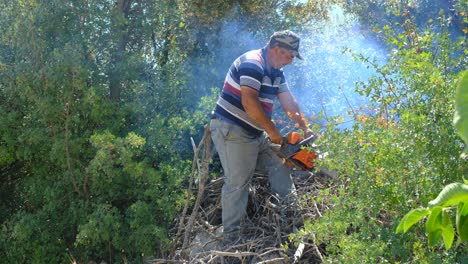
[[292, 12, 468, 263], [0, 0, 224, 261], [397, 182, 468, 250], [396, 71, 468, 250]]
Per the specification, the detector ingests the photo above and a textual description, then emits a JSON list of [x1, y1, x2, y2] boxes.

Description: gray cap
[[268, 30, 303, 60]]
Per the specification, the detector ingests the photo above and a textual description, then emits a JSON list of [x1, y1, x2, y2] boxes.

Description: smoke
[[286, 6, 387, 129], [208, 6, 388, 129], [210, 21, 263, 86]]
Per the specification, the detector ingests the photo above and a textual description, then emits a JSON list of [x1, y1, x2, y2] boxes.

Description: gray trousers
[[210, 118, 295, 234]]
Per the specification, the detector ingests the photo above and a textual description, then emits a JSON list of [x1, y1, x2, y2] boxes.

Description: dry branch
[[170, 126, 211, 256], [182, 126, 211, 250]]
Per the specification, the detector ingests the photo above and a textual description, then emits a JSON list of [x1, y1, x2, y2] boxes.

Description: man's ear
[[271, 45, 281, 55]]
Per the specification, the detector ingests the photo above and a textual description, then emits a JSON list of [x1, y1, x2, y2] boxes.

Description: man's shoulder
[[243, 49, 263, 61], [237, 49, 265, 69]]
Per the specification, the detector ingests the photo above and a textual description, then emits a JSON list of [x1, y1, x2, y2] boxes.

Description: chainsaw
[[271, 132, 319, 171]]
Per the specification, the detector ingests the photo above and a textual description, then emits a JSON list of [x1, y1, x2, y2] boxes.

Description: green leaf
[[460, 202, 468, 216], [457, 202, 468, 242], [454, 70, 468, 155], [428, 229, 443, 247], [396, 208, 431, 233], [426, 206, 443, 247], [441, 211, 455, 250], [428, 183, 468, 208]]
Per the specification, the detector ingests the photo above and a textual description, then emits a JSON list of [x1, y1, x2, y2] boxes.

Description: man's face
[[271, 47, 294, 69]]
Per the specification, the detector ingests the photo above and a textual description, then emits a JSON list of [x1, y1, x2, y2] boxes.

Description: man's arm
[[241, 86, 283, 144], [278, 91, 312, 135]]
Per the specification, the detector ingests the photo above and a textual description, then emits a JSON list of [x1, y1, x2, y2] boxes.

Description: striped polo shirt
[[213, 48, 290, 135]]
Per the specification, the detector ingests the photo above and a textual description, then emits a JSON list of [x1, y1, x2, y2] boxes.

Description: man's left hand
[[303, 128, 314, 138]]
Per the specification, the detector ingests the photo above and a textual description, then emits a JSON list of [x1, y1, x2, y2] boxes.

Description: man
[[210, 30, 312, 244]]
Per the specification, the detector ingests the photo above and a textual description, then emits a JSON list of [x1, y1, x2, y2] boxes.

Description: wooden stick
[[149, 259, 186, 264], [170, 126, 210, 256], [311, 232, 324, 262], [182, 126, 211, 250], [313, 200, 322, 218], [209, 250, 258, 257]]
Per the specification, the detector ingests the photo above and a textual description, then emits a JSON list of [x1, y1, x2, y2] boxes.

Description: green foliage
[[395, 68, 468, 251], [454, 71, 468, 156], [77, 129, 199, 260], [75, 204, 124, 253], [457, 202, 468, 241], [292, 10, 468, 263], [396, 182, 468, 250], [396, 208, 431, 233], [0, 0, 199, 262], [429, 183, 468, 208]]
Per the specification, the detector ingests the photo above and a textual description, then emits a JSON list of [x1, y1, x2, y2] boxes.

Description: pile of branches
[[150, 128, 336, 264]]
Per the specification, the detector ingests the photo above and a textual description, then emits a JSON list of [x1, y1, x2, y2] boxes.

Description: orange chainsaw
[[272, 132, 319, 171]]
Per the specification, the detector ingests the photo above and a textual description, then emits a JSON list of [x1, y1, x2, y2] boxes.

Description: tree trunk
[[109, 0, 131, 101]]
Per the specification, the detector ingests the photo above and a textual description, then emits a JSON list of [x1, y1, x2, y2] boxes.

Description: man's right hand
[[268, 129, 283, 145]]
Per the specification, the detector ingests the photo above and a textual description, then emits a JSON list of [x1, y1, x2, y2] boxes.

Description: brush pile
[[148, 128, 336, 264]]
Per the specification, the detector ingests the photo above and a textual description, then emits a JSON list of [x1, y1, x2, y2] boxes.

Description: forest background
[[0, 0, 467, 263]]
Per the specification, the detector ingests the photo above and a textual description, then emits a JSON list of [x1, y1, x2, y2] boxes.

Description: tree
[[0, 0, 333, 262]]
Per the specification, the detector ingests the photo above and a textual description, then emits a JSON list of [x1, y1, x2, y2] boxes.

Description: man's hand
[[303, 128, 314, 138], [268, 129, 283, 145], [278, 92, 312, 138]]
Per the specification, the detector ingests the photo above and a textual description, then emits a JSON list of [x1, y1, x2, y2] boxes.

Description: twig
[[274, 213, 282, 244], [182, 126, 211, 250], [258, 248, 283, 257], [209, 251, 258, 257], [149, 259, 186, 264], [310, 233, 324, 262], [313, 200, 322, 218], [170, 126, 210, 256], [342, 87, 356, 116], [320, 98, 329, 121], [190, 137, 201, 173]]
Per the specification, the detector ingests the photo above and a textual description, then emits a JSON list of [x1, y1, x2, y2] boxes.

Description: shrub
[[293, 13, 467, 263]]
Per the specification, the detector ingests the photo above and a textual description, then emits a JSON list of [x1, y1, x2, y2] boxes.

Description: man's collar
[[262, 47, 283, 76], [261, 47, 270, 73]]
